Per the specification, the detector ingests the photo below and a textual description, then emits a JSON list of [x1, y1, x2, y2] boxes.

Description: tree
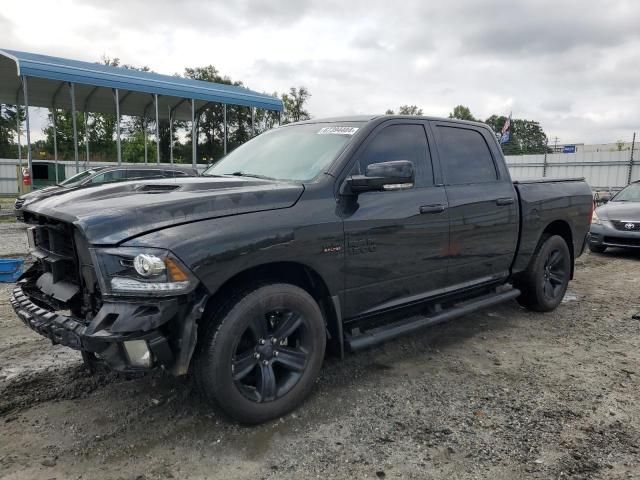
[[449, 105, 476, 121], [281, 87, 311, 123], [385, 105, 423, 115], [0, 104, 25, 158], [485, 115, 549, 155], [399, 105, 423, 115]]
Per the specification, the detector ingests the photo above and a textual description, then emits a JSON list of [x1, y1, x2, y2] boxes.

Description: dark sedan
[[589, 181, 640, 252], [14, 164, 198, 219]]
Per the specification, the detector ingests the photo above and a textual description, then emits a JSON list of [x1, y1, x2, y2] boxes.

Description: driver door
[[342, 121, 449, 318]]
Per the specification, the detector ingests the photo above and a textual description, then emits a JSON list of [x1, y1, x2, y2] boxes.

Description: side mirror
[[344, 160, 415, 194]]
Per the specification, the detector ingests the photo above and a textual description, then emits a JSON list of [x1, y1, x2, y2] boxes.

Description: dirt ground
[[1, 221, 639, 480]]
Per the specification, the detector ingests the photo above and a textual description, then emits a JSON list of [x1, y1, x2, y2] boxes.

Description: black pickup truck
[[11, 116, 593, 423]]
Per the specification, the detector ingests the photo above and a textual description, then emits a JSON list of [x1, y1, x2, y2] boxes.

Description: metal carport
[[0, 49, 283, 182]]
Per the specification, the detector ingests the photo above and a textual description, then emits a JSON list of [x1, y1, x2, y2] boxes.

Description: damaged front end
[[10, 215, 208, 375]]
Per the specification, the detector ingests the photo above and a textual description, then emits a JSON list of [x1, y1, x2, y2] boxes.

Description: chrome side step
[[345, 287, 521, 352]]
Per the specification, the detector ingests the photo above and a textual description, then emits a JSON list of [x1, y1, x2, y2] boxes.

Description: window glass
[[437, 126, 497, 184], [128, 169, 165, 179], [356, 124, 433, 186], [61, 168, 101, 186], [612, 183, 640, 202], [203, 122, 360, 181], [89, 170, 125, 184]]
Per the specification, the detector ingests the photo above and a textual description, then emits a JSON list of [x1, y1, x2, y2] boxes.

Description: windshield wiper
[[227, 171, 277, 181]]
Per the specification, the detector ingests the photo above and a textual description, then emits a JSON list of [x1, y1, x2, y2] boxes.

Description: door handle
[[419, 204, 446, 214], [496, 197, 515, 206]]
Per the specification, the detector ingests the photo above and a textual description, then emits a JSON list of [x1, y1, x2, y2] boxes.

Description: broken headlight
[[91, 247, 196, 297]]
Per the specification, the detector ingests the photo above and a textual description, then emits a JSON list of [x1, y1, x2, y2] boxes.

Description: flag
[[499, 113, 511, 144]]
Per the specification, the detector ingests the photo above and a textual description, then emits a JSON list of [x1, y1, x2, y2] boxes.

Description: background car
[[14, 164, 198, 219], [589, 180, 640, 253]]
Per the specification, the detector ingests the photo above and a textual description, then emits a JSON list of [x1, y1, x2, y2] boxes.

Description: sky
[[2, 0, 640, 144]]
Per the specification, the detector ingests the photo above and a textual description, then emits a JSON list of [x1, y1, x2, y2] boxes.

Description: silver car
[[589, 181, 640, 252]]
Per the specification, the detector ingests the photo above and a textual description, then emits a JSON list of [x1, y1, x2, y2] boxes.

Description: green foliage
[[398, 105, 423, 115], [448, 105, 476, 121], [485, 115, 549, 155], [0, 104, 25, 157], [281, 87, 311, 123], [385, 105, 423, 115]]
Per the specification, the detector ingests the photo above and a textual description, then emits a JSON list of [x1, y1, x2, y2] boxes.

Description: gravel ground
[[0, 226, 639, 480]]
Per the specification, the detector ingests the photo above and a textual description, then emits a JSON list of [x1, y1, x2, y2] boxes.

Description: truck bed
[[511, 177, 593, 275]]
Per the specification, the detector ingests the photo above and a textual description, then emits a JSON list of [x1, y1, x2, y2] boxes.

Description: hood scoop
[[138, 184, 181, 193]]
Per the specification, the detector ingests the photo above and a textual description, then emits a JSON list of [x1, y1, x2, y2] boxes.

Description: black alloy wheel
[[194, 283, 326, 424], [516, 235, 571, 312], [541, 247, 568, 302], [231, 309, 311, 403]]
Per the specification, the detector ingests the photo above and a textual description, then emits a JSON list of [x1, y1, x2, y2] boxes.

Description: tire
[[194, 283, 326, 424], [516, 235, 571, 312], [588, 243, 607, 254]]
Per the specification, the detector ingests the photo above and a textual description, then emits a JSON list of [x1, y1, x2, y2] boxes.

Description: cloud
[[2, 0, 640, 143]]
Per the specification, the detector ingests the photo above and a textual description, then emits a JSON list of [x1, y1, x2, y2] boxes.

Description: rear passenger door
[[342, 121, 449, 318], [431, 121, 519, 288]]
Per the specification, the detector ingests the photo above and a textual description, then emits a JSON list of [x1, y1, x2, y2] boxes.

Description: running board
[[345, 287, 521, 352]]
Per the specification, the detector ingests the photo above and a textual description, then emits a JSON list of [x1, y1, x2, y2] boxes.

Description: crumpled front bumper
[[10, 280, 207, 374]]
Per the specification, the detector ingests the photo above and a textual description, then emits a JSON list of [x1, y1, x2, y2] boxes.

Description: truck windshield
[[611, 183, 640, 202], [202, 123, 361, 181]]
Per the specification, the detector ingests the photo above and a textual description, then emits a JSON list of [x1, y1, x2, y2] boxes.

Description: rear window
[[437, 126, 498, 184]]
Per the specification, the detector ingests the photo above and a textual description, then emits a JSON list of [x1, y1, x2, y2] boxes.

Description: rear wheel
[[588, 243, 607, 253], [194, 283, 326, 424], [516, 235, 571, 312]]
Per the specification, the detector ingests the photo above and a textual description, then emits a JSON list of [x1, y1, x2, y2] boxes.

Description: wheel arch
[[541, 219, 575, 278], [199, 261, 342, 355]]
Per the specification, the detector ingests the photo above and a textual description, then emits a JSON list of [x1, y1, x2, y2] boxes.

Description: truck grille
[[609, 220, 640, 232], [29, 220, 80, 286]]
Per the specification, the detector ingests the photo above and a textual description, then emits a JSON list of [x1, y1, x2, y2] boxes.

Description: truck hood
[[596, 201, 640, 221], [23, 176, 304, 245], [18, 184, 71, 204]]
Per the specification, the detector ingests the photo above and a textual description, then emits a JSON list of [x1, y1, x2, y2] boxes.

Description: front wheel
[[588, 243, 607, 254], [194, 283, 326, 424], [516, 235, 571, 312]]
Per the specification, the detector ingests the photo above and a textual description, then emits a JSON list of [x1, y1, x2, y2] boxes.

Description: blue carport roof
[[0, 49, 282, 120]]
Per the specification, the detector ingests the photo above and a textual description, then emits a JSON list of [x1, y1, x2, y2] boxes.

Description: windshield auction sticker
[[317, 126, 359, 135]]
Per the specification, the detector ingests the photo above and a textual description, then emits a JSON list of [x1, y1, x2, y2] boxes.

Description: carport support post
[[191, 99, 196, 168], [278, 110, 282, 126], [16, 93, 22, 181], [21, 76, 33, 189], [169, 109, 174, 164], [251, 107, 255, 137], [113, 88, 122, 165], [69, 83, 80, 173], [143, 118, 148, 165], [223, 104, 227, 155], [52, 108, 59, 183], [154, 94, 160, 165], [84, 112, 90, 167]]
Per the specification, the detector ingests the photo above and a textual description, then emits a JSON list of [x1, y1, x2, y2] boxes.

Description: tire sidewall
[[199, 284, 326, 424], [532, 235, 571, 311]]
